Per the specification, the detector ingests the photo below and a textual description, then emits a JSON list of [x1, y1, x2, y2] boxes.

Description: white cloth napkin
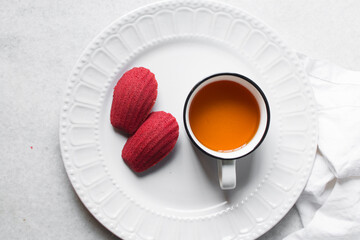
[[284, 56, 360, 239]]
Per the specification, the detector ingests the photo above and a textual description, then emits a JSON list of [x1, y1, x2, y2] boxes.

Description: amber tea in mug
[[189, 80, 260, 152]]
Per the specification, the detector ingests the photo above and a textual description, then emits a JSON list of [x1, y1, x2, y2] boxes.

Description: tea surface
[[189, 80, 260, 152]]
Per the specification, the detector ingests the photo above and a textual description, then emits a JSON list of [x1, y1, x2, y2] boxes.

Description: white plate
[[60, 1, 317, 239]]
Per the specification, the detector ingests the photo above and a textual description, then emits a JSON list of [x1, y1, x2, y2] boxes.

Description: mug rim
[[183, 72, 271, 160]]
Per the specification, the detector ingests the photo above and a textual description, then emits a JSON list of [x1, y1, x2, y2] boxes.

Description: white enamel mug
[[183, 73, 270, 190]]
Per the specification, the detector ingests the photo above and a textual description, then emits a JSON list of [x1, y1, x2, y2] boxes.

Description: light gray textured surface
[[1, 1, 359, 239]]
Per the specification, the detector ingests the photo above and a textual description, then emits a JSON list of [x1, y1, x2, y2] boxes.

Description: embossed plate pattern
[[60, 1, 318, 239]]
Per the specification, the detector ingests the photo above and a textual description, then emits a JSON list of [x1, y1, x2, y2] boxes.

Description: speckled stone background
[[1, 1, 360, 239]]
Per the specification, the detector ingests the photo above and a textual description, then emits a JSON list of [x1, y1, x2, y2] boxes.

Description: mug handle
[[217, 159, 236, 190]]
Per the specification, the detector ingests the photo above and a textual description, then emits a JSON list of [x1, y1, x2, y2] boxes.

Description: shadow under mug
[[183, 73, 270, 190]]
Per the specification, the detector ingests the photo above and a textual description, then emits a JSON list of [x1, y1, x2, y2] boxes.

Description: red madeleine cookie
[[122, 111, 179, 172], [110, 67, 158, 135]]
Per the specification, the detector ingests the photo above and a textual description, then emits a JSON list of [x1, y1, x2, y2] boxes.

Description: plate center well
[[100, 37, 275, 217]]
